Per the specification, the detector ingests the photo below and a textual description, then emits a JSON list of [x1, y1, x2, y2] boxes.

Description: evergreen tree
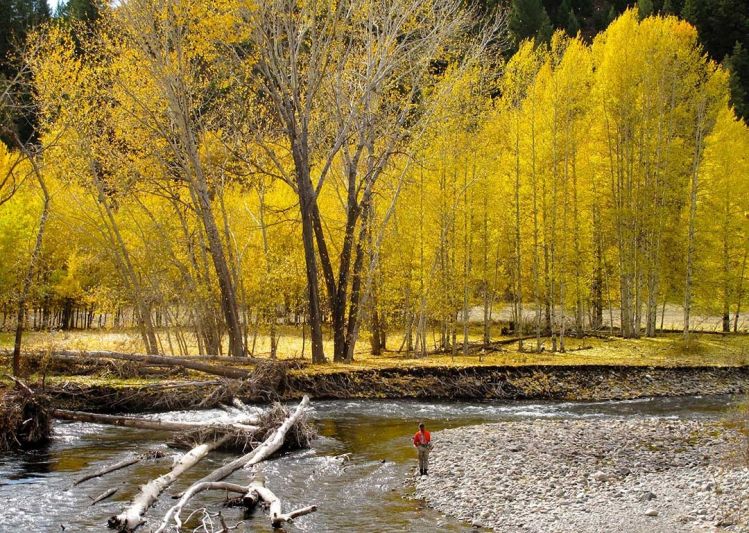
[[0, 0, 51, 145], [57, 0, 99, 22], [509, 0, 553, 48], [566, 10, 580, 36], [1, 0, 51, 77], [681, 0, 704, 26], [726, 42, 749, 119], [638, 0, 654, 18]]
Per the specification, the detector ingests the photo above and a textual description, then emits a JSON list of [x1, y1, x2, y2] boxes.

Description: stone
[[644, 509, 659, 517], [639, 491, 657, 502]]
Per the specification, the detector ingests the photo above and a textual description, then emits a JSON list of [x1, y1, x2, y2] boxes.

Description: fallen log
[[52, 409, 259, 434], [108, 435, 232, 531], [74, 449, 166, 487], [156, 477, 316, 532], [90, 487, 118, 506], [176, 396, 311, 494], [154, 482, 250, 533], [8, 350, 254, 380], [250, 477, 317, 528]]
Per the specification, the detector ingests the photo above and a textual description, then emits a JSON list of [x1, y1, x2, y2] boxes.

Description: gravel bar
[[414, 418, 749, 532]]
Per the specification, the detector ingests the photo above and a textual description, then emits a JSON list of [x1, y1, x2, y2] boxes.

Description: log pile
[[64, 395, 316, 532], [0, 377, 316, 531], [0, 375, 51, 451]]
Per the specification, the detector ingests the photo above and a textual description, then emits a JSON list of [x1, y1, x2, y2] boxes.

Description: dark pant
[[417, 445, 430, 473]]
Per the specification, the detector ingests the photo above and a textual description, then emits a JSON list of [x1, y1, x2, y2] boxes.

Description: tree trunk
[[53, 409, 258, 433], [74, 450, 166, 486], [176, 396, 310, 490], [36, 350, 253, 379], [12, 153, 50, 377], [734, 245, 747, 332], [108, 435, 231, 531], [684, 101, 708, 341]]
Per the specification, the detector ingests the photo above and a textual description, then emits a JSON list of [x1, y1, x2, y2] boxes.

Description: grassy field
[[2, 327, 749, 375]]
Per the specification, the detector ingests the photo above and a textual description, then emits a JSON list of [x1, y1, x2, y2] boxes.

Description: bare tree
[[239, 0, 501, 362], [113, 0, 246, 356]]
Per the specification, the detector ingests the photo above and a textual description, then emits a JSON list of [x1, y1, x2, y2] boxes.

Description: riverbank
[[285, 365, 749, 401], [415, 417, 749, 532], [2, 333, 749, 412], [15, 364, 749, 413]]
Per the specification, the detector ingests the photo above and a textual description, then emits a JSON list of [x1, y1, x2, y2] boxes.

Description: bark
[[296, 158, 327, 364], [108, 435, 231, 531]]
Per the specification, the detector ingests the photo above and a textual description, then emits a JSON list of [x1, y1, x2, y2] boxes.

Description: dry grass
[[1, 328, 747, 385]]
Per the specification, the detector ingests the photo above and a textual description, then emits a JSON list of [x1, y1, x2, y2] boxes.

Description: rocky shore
[[415, 417, 749, 532]]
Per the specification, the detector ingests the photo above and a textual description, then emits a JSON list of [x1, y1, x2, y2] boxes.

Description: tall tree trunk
[[294, 156, 326, 363], [684, 101, 707, 341], [734, 245, 747, 332], [90, 164, 159, 355], [13, 165, 50, 377]]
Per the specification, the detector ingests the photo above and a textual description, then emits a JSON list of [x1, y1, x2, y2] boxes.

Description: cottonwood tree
[[698, 107, 749, 331], [108, 0, 249, 356], [0, 45, 53, 375], [236, 0, 500, 362]]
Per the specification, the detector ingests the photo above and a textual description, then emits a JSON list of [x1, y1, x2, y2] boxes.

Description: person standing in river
[[413, 422, 432, 476]]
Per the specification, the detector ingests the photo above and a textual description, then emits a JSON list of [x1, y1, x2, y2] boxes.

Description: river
[[0, 395, 743, 532]]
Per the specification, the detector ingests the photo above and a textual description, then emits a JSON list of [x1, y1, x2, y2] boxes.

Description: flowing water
[[0, 395, 744, 533]]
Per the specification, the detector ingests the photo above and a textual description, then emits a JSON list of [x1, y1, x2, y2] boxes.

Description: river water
[[0, 395, 744, 532]]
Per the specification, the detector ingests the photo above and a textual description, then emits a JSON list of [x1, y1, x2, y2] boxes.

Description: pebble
[[414, 418, 749, 532]]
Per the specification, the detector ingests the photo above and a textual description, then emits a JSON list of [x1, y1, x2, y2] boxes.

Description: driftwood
[[101, 396, 312, 531], [2, 349, 254, 379], [176, 395, 311, 494], [74, 449, 166, 486], [90, 487, 119, 505], [156, 477, 316, 532], [0, 375, 51, 450], [154, 482, 249, 533], [108, 435, 232, 531], [52, 409, 259, 433], [250, 477, 317, 528]]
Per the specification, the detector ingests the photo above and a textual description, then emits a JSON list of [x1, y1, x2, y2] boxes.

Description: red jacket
[[413, 430, 431, 447]]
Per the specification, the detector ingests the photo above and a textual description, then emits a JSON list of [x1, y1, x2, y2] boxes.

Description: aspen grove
[[1, 4, 748, 362]]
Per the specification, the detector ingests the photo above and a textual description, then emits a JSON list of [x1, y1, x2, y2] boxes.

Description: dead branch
[[154, 482, 249, 533], [175, 396, 310, 496], [74, 449, 166, 486], [108, 435, 232, 531], [91, 487, 119, 506]]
